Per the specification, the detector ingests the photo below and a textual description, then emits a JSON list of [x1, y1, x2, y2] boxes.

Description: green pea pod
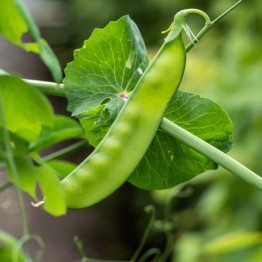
[[61, 17, 186, 208]]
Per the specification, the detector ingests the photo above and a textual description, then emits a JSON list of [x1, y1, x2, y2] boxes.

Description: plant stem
[[212, 0, 242, 24], [131, 205, 156, 262], [24, 79, 65, 97], [42, 140, 88, 162], [185, 0, 242, 52], [0, 181, 12, 193], [0, 99, 29, 236], [161, 118, 262, 190]]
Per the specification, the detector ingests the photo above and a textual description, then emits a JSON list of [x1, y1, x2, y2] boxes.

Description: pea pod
[[61, 12, 191, 208]]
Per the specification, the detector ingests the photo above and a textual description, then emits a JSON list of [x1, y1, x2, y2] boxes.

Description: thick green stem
[[161, 118, 262, 190]]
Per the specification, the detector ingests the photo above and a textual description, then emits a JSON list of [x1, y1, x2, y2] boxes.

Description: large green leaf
[[128, 91, 234, 189], [64, 15, 148, 127], [0, 75, 54, 142], [0, 0, 62, 82]]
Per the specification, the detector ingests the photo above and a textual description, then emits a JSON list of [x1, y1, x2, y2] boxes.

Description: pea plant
[[0, 0, 261, 261]]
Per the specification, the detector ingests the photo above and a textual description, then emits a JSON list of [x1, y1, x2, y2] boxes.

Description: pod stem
[[161, 118, 262, 191]]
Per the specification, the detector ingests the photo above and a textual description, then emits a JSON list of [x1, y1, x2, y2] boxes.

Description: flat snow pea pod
[[61, 19, 186, 209]]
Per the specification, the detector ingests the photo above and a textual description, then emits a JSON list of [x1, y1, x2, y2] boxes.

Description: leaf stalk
[[161, 118, 262, 190]]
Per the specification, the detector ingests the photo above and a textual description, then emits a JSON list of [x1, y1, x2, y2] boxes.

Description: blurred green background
[[1, 0, 262, 261]]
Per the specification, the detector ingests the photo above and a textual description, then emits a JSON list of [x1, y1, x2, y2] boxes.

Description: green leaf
[[0, 0, 62, 82], [5, 154, 66, 216], [79, 104, 109, 147], [0, 0, 38, 52], [128, 91, 234, 189], [0, 130, 28, 163], [8, 156, 67, 216], [29, 115, 84, 151], [0, 75, 54, 142], [64, 14, 148, 141], [37, 164, 66, 216], [10, 155, 37, 198]]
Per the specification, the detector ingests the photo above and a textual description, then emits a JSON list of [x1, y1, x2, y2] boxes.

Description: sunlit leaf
[[0, 0, 38, 52], [10, 155, 37, 198], [0, 75, 54, 142], [37, 164, 66, 216], [4, 152, 66, 216], [0, 0, 62, 82]]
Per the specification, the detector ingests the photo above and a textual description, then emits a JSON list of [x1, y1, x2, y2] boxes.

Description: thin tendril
[[13, 234, 45, 262], [131, 205, 156, 262], [137, 248, 161, 262], [185, 0, 242, 52], [183, 24, 198, 45], [0, 181, 12, 193]]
